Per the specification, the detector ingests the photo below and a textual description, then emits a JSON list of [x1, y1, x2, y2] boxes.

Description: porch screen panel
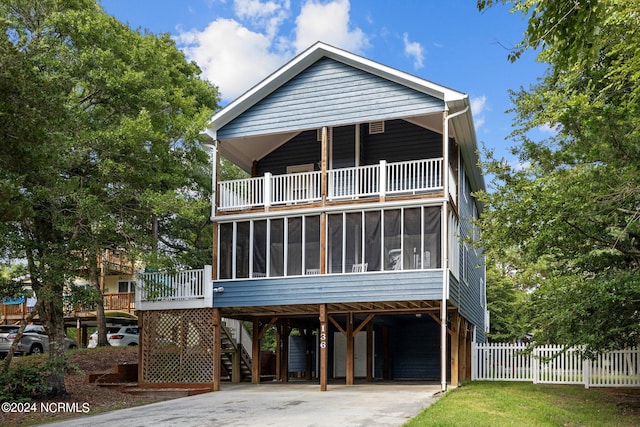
[[219, 223, 233, 279], [304, 216, 320, 272], [423, 207, 442, 268], [287, 217, 302, 276], [346, 212, 363, 272], [403, 208, 421, 270], [270, 219, 284, 277], [328, 213, 343, 273], [364, 211, 381, 271], [383, 209, 402, 270], [253, 220, 267, 277], [236, 221, 250, 278]]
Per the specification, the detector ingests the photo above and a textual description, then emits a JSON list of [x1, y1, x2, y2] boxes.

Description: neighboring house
[[136, 42, 487, 392]]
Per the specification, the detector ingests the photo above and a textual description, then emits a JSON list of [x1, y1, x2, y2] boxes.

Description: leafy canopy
[[477, 0, 640, 352], [0, 0, 219, 395]]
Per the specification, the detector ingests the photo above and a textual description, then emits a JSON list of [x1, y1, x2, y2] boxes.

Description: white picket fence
[[472, 343, 640, 388]]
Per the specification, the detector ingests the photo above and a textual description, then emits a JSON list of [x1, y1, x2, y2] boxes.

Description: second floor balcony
[[218, 158, 447, 212]]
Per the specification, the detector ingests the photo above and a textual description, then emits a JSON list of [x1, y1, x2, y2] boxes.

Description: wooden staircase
[[220, 320, 252, 382]]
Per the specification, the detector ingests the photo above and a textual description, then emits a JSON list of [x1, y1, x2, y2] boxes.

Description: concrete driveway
[[43, 382, 442, 427]]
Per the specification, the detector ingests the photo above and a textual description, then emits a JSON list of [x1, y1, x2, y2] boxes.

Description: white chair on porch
[[351, 263, 368, 273]]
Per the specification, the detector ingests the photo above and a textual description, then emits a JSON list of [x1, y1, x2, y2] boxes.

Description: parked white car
[[88, 326, 139, 348]]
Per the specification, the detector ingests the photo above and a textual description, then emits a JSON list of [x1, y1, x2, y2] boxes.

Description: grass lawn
[[405, 381, 640, 427]]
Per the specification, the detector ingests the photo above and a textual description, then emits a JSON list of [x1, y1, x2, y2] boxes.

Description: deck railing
[[136, 266, 213, 310], [218, 158, 444, 211]]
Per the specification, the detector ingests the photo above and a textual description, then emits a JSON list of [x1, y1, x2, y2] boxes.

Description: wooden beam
[[346, 313, 354, 385], [251, 318, 261, 384], [320, 212, 327, 274], [258, 317, 278, 340], [275, 323, 281, 381], [353, 314, 375, 335], [305, 329, 313, 380], [319, 304, 328, 391], [366, 321, 373, 383], [382, 326, 389, 380], [450, 311, 460, 387], [328, 315, 346, 336], [213, 308, 221, 391], [282, 321, 291, 383], [428, 312, 455, 336]]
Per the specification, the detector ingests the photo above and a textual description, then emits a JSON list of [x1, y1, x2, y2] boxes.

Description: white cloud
[[538, 123, 560, 134], [402, 33, 424, 69], [177, 18, 290, 101], [294, 0, 368, 54], [176, 0, 368, 102], [470, 95, 487, 129], [233, 0, 290, 39]]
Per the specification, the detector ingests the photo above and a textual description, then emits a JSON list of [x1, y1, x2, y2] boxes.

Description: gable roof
[[207, 42, 468, 139], [205, 41, 484, 194]]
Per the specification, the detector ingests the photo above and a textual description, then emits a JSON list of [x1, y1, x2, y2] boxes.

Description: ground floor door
[[333, 332, 372, 378]]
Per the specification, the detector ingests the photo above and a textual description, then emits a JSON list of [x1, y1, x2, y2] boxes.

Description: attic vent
[[369, 121, 385, 134]]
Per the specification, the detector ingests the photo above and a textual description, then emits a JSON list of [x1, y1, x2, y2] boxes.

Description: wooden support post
[[319, 212, 327, 274], [461, 320, 470, 382], [137, 311, 144, 385], [450, 311, 460, 387], [275, 324, 282, 381], [252, 319, 261, 384], [232, 349, 241, 384], [319, 304, 328, 391], [346, 313, 354, 385], [305, 329, 313, 380], [382, 326, 389, 380], [213, 308, 221, 391], [282, 321, 290, 383], [366, 321, 374, 383]]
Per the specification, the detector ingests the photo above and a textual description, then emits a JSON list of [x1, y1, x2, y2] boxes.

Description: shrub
[[0, 360, 48, 401]]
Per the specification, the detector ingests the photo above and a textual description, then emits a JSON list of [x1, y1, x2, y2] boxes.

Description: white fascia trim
[[208, 42, 468, 134]]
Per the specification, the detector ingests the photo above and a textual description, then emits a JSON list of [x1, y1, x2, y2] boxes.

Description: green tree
[[477, 0, 640, 352], [0, 0, 218, 396]]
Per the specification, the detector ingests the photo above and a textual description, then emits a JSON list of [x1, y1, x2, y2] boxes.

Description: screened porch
[[217, 205, 442, 280]]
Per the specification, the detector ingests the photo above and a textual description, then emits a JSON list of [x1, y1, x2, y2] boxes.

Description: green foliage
[[0, 359, 48, 402], [477, 0, 640, 352], [0, 0, 219, 395], [485, 263, 529, 342]]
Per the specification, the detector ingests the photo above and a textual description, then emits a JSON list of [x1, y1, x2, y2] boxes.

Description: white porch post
[[210, 140, 219, 219], [379, 160, 387, 199], [441, 110, 450, 393], [264, 172, 272, 209]]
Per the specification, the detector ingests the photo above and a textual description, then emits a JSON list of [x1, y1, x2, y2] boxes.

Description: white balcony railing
[[217, 158, 444, 211], [136, 266, 213, 310]]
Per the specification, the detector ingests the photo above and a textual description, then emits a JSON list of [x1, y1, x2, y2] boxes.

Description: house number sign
[[320, 324, 327, 348]]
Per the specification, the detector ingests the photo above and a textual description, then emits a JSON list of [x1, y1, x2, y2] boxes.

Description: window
[[117, 280, 136, 295]]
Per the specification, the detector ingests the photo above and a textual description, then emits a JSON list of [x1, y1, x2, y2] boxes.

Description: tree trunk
[[91, 260, 109, 347], [39, 294, 68, 397]]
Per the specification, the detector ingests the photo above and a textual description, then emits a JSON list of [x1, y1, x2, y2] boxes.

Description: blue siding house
[[136, 42, 487, 392]]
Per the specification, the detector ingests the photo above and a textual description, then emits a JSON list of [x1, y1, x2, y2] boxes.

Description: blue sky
[[99, 0, 548, 170]]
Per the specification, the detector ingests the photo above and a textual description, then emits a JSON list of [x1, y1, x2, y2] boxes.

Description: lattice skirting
[[140, 308, 214, 384]]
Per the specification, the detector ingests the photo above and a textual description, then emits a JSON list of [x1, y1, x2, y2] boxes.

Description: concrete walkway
[[42, 382, 442, 427]]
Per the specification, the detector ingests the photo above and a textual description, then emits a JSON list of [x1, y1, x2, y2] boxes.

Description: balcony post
[[320, 126, 328, 203], [264, 172, 272, 210], [379, 160, 387, 202]]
